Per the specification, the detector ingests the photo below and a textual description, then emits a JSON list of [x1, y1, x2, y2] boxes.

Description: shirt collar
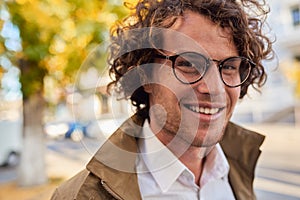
[[138, 120, 186, 193], [200, 143, 230, 186]]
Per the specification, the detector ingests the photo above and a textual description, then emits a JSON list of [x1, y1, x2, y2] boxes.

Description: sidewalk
[[0, 150, 86, 200], [0, 179, 59, 200]]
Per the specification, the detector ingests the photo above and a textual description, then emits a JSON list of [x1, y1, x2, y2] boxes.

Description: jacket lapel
[[220, 122, 265, 200], [86, 113, 145, 200]]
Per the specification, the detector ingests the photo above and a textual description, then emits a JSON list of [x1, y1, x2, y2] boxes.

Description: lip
[[182, 102, 226, 122]]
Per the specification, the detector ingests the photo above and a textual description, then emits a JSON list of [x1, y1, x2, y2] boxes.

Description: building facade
[[232, 0, 300, 124]]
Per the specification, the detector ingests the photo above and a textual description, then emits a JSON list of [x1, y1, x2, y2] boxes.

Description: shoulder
[[51, 170, 90, 200], [51, 169, 115, 200], [222, 122, 265, 154], [221, 121, 265, 173]]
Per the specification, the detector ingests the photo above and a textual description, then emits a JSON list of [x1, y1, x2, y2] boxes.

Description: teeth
[[188, 106, 219, 114], [204, 108, 210, 114], [200, 107, 205, 113]]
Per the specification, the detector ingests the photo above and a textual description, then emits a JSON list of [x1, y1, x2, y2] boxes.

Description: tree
[[1, 0, 130, 186]]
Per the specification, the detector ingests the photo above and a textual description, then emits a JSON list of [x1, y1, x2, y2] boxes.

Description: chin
[[194, 125, 226, 147]]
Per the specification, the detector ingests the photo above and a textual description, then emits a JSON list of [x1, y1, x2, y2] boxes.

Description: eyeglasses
[[155, 51, 255, 88]]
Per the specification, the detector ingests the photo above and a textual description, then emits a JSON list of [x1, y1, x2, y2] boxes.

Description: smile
[[184, 105, 223, 115]]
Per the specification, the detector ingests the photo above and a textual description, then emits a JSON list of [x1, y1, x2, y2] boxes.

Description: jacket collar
[[87, 113, 265, 200]]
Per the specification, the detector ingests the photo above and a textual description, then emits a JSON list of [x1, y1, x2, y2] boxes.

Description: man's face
[[145, 11, 240, 148]]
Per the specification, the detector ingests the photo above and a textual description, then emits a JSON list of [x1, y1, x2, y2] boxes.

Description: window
[[291, 6, 300, 26]]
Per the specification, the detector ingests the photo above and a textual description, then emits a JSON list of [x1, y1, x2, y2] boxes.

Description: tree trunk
[[18, 92, 47, 186]]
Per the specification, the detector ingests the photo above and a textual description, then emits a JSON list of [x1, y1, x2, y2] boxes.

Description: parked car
[[0, 119, 22, 166], [65, 121, 88, 141]]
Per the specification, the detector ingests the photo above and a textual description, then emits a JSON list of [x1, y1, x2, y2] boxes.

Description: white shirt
[[136, 121, 236, 200]]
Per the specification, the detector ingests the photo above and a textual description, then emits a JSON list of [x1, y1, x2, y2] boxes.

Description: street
[[255, 166, 300, 200], [249, 124, 300, 200], [0, 123, 299, 199]]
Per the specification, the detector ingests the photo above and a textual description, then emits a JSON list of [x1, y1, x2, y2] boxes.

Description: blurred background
[[0, 0, 299, 200]]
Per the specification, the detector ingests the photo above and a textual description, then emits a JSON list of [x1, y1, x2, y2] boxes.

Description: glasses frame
[[155, 51, 256, 88]]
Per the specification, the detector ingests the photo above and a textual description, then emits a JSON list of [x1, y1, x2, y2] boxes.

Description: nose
[[194, 62, 225, 95]]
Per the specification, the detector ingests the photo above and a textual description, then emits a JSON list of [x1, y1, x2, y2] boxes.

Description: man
[[51, 0, 273, 199]]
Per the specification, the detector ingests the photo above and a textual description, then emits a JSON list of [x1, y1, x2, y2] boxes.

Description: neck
[[152, 126, 214, 186], [178, 146, 210, 185]]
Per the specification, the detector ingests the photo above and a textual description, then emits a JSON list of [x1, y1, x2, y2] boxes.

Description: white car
[[0, 119, 22, 166]]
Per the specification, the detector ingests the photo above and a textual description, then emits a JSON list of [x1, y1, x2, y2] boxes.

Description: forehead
[[160, 11, 238, 58]]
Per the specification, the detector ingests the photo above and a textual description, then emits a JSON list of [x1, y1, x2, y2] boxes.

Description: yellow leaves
[[39, 30, 52, 43], [16, 0, 72, 38], [293, 64, 300, 98], [75, 34, 93, 49], [42, 0, 71, 19], [17, 0, 71, 19], [16, 0, 35, 5], [48, 33, 92, 59], [0, 42, 5, 54], [74, 1, 105, 21], [0, 66, 4, 78], [98, 11, 118, 26], [0, 20, 4, 31], [287, 61, 300, 82], [43, 75, 64, 104], [124, 0, 139, 8], [49, 37, 66, 54], [44, 54, 67, 74], [76, 8, 97, 21], [283, 59, 300, 99], [4, 0, 130, 95], [60, 19, 76, 42], [48, 39, 91, 74], [17, 2, 59, 34]]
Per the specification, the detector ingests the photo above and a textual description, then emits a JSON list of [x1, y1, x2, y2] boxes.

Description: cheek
[[152, 64, 186, 91], [150, 85, 177, 105], [227, 87, 240, 111], [151, 68, 188, 105]]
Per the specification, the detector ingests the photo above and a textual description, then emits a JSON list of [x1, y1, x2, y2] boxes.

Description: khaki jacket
[[51, 112, 265, 200]]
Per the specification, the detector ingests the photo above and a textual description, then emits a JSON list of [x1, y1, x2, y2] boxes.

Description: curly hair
[[107, 0, 274, 115]]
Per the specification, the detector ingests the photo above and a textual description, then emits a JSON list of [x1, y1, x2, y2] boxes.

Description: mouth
[[183, 104, 225, 115]]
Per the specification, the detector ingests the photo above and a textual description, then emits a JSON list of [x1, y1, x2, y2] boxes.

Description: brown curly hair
[[107, 0, 274, 115]]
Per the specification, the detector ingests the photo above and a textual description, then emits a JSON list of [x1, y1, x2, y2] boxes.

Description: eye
[[222, 64, 237, 70], [171, 52, 209, 84], [176, 60, 195, 68], [175, 63, 199, 75], [221, 58, 242, 73]]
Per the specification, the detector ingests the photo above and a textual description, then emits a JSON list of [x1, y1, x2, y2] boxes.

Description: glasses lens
[[220, 57, 252, 87], [173, 52, 207, 84]]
